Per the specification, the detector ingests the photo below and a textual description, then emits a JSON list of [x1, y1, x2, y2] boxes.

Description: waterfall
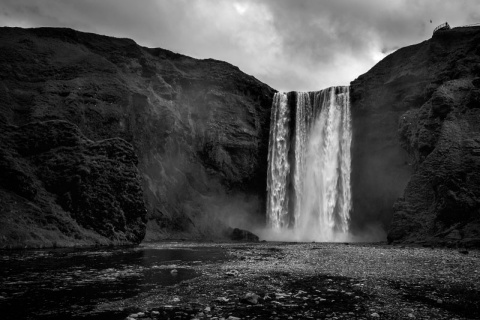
[[266, 93, 290, 229], [266, 86, 352, 241]]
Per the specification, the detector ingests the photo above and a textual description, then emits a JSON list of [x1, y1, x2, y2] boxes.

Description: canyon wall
[[2, 25, 480, 247], [350, 26, 480, 245], [0, 27, 275, 246]]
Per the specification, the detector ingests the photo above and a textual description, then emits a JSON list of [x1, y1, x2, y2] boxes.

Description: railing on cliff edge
[[433, 22, 451, 34]]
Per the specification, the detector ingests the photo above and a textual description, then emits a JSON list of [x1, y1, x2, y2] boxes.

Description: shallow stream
[[0, 243, 228, 319]]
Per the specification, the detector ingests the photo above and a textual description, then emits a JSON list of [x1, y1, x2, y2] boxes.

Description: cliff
[[350, 26, 480, 246], [0, 120, 146, 247], [0, 27, 275, 246], [4, 25, 478, 247]]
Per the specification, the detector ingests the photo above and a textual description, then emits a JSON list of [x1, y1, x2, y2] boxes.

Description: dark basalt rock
[[0, 27, 275, 244], [230, 228, 260, 242], [350, 26, 480, 244], [0, 120, 146, 247]]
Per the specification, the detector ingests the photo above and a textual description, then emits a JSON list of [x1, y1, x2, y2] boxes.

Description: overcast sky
[[1, 0, 479, 91]]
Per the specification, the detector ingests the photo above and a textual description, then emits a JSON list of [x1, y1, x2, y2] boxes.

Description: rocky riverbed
[[91, 242, 480, 320]]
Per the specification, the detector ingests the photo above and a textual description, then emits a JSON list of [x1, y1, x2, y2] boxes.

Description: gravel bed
[[96, 242, 479, 320]]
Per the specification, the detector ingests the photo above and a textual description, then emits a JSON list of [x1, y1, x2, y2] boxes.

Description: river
[[0, 243, 228, 319]]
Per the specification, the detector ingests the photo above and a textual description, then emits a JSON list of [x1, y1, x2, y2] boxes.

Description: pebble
[[241, 292, 259, 305], [216, 297, 230, 303], [225, 270, 239, 277], [371, 312, 380, 317]]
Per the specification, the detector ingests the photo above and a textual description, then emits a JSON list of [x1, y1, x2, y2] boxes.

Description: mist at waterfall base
[[259, 87, 385, 242]]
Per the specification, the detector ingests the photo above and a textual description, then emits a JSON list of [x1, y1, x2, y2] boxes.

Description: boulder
[[230, 228, 260, 242]]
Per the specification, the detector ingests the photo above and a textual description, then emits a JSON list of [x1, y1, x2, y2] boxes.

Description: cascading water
[[266, 86, 352, 241], [266, 93, 290, 229]]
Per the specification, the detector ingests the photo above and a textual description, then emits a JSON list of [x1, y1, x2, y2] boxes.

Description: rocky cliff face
[[0, 27, 275, 245], [0, 120, 146, 247], [351, 26, 480, 245]]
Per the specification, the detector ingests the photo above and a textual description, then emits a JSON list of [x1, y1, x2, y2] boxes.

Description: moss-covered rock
[[0, 120, 146, 247]]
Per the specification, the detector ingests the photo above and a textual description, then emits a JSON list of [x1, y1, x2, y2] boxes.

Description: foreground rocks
[[0, 27, 275, 244], [0, 120, 146, 247], [92, 242, 480, 320], [350, 26, 480, 243]]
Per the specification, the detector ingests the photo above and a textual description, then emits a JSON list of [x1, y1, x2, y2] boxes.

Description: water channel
[[0, 243, 228, 319]]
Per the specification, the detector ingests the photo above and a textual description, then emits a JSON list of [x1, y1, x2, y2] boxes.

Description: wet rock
[[241, 292, 259, 305], [225, 270, 239, 277], [229, 228, 260, 242]]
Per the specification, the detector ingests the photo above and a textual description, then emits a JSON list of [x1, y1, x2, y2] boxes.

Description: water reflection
[[0, 244, 227, 319]]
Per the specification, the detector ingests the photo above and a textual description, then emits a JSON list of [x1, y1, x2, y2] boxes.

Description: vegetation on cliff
[[0, 120, 146, 247]]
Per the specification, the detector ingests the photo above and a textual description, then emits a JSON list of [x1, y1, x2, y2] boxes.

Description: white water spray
[[266, 93, 290, 229], [265, 87, 352, 241]]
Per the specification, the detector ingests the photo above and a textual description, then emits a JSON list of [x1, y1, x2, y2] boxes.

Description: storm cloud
[[1, 0, 479, 91]]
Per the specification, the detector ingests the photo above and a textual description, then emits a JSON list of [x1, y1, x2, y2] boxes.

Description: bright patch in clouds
[[233, 2, 249, 15]]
